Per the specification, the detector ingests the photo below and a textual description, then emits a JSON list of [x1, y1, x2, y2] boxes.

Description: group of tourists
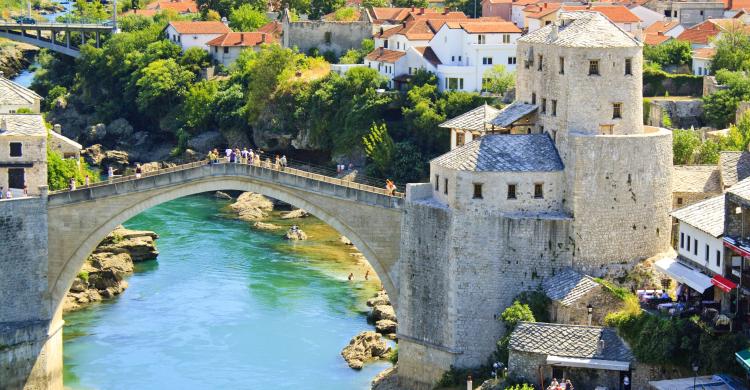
[[0, 186, 14, 199], [385, 179, 397, 195], [207, 147, 288, 170], [548, 378, 574, 390]]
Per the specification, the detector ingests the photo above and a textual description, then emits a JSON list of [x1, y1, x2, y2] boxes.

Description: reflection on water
[[63, 194, 390, 390]]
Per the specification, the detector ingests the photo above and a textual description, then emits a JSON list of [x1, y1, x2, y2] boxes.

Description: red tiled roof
[[512, 0, 541, 6], [376, 15, 470, 40], [445, 20, 522, 33], [206, 32, 275, 47], [723, 0, 750, 10], [524, 3, 561, 19], [152, 0, 197, 13], [483, 0, 513, 4], [414, 46, 442, 66], [368, 7, 466, 23], [644, 20, 680, 34], [693, 47, 717, 59], [168, 21, 231, 34], [677, 19, 750, 45], [561, 5, 641, 23], [257, 21, 282, 37], [365, 48, 407, 63], [122, 8, 158, 16], [644, 32, 671, 45]]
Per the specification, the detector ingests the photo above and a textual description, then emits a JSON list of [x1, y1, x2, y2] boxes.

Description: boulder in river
[[284, 228, 308, 240], [96, 226, 159, 262], [339, 236, 353, 245], [230, 192, 274, 221], [280, 209, 309, 219], [214, 191, 232, 200], [341, 331, 390, 369], [375, 319, 397, 335], [253, 221, 281, 230], [370, 304, 396, 322], [367, 291, 390, 307], [371, 367, 401, 390]]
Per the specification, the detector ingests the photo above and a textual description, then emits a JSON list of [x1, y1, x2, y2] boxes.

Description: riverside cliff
[[0, 39, 38, 78], [64, 226, 159, 312]]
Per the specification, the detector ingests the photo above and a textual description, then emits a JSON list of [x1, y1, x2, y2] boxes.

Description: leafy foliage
[[710, 26, 750, 73], [643, 39, 692, 67], [483, 65, 515, 95], [308, 0, 344, 19], [338, 39, 374, 64], [229, 4, 269, 31], [363, 122, 395, 176], [703, 70, 750, 128], [514, 290, 551, 323], [47, 150, 99, 191], [332, 6, 358, 21]]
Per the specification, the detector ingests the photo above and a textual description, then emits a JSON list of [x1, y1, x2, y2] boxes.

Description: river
[[62, 194, 391, 389]]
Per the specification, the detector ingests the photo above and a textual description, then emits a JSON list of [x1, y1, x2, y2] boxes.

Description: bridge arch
[[47, 166, 402, 319]]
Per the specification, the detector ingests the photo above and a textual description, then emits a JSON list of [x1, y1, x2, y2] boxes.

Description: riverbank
[[64, 226, 159, 312], [0, 38, 38, 78]]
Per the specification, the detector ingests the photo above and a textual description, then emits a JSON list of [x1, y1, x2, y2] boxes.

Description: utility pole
[[27, 0, 31, 18], [473, 0, 477, 18], [112, 0, 118, 32]]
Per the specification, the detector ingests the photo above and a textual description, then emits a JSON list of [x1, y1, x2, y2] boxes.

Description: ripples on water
[[63, 194, 390, 390]]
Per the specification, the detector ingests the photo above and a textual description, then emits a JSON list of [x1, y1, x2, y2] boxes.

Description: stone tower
[[397, 11, 672, 389]]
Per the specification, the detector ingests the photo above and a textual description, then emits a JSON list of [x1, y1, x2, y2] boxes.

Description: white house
[[207, 32, 276, 67], [164, 21, 232, 52], [0, 73, 41, 114], [692, 47, 716, 75], [429, 20, 522, 92], [672, 195, 725, 277]]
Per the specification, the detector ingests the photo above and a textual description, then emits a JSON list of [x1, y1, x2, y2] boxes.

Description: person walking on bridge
[[280, 155, 287, 170], [241, 148, 250, 164]]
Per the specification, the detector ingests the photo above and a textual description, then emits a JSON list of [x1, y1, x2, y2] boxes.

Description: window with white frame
[[482, 57, 493, 65], [477, 34, 486, 44], [502, 34, 510, 43], [446, 78, 464, 90]]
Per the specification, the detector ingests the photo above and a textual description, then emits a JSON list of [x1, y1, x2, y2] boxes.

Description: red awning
[[711, 274, 738, 293]]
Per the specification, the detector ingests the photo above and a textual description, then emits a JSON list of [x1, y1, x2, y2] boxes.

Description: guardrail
[[48, 159, 405, 198]]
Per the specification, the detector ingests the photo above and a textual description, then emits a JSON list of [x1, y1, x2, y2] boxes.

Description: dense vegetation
[[47, 149, 99, 190]]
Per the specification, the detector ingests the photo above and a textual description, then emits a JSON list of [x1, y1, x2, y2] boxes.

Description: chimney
[[0, 71, 4, 78], [549, 22, 558, 40], [53, 124, 62, 134], [411, 6, 415, 11], [544, 2, 548, 8], [420, 7, 425, 13], [241, 33, 245, 43], [444, 8, 449, 14], [597, 339, 605, 354], [221, 16, 229, 26], [403, 21, 407, 27], [261, 33, 266, 42]]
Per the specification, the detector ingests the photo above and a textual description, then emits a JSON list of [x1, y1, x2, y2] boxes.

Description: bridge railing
[[48, 158, 405, 198]]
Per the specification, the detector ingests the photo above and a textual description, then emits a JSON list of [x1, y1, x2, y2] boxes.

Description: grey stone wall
[[646, 99, 704, 129], [509, 350, 624, 389], [568, 129, 673, 275], [508, 350, 546, 385], [282, 18, 373, 56], [550, 285, 622, 326]]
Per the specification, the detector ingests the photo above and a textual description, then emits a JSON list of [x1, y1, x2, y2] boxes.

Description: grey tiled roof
[[519, 11, 640, 48], [673, 165, 722, 194], [439, 104, 501, 132], [509, 322, 633, 362], [0, 114, 46, 137], [542, 268, 600, 306], [728, 177, 750, 202], [0, 76, 41, 106], [719, 151, 750, 188], [671, 195, 724, 237], [430, 134, 563, 172], [489, 101, 538, 127]]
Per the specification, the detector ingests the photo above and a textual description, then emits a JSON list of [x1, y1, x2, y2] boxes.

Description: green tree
[[643, 39, 692, 67], [204, 9, 221, 20], [179, 46, 212, 75], [309, 0, 344, 19], [363, 122, 395, 176], [213, 83, 247, 132], [135, 58, 195, 117], [390, 141, 425, 183], [362, 0, 389, 7], [500, 300, 535, 332], [482, 64, 515, 94], [703, 89, 740, 128], [332, 6, 358, 21], [391, 0, 428, 7], [181, 80, 219, 130], [696, 138, 721, 164], [338, 38, 374, 64], [672, 129, 701, 164], [229, 4, 269, 31], [47, 150, 99, 191], [710, 25, 750, 73]]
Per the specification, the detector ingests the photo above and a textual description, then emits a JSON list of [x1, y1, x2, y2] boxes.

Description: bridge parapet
[[48, 161, 403, 209]]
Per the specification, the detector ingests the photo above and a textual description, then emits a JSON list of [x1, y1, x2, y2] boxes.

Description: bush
[[643, 67, 702, 97], [47, 149, 99, 191]]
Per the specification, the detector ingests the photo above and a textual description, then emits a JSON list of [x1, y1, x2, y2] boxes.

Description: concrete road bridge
[[0, 21, 114, 57]]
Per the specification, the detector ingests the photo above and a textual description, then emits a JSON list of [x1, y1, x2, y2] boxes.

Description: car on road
[[14, 16, 36, 24]]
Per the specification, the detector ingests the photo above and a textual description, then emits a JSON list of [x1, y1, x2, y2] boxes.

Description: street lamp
[[692, 362, 699, 389]]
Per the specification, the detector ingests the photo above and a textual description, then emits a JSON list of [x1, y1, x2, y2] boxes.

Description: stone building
[[508, 322, 634, 389], [281, 8, 374, 57], [0, 114, 47, 196], [207, 32, 276, 67], [642, 0, 725, 27], [672, 165, 722, 209], [49, 125, 82, 160], [719, 151, 750, 189], [0, 72, 41, 114], [542, 267, 621, 326], [397, 11, 673, 389]]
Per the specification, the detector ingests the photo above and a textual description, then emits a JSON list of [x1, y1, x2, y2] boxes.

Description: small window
[[716, 250, 721, 267], [9, 142, 22, 157], [456, 132, 465, 146], [444, 178, 448, 195], [502, 34, 510, 43], [559, 56, 565, 74], [693, 239, 698, 255], [589, 60, 600, 75], [451, 56, 455, 62], [705, 244, 709, 262], [384, 40, 388, 48], [539, 125, 544, 133], [508, 56, 517, 65], [613, 103, 623, 119], [600, 124, 614, 135], [680, 232, 684, 248], [625, 58, 632, 75], [532, 92, 536, 105], [551, 100, 557, 116], [507, 184, 517, 199], [223, 47, 229, 54], [677, 197, 683, 205], [537, 54, 543, 71], [534, 183, 544, 199], [687, 235, 691, 251], [324, 31, 332, 44], [397, 42, 400, 49], [541, 98, 547, 114], [458, 56, 462, 62], [435, 175, 439, 191], [478, 34, 486, 44], [473, 183, 483, 199], [482, 57, 493, 65]]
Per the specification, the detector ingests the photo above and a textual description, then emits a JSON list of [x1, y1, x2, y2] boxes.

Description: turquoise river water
[[62, 194, 390, 389]]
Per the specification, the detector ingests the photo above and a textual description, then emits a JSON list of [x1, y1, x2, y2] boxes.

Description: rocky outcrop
[[284, 228, 308, 240], [369, 291, 397, 339], [214, 191, 232, 200], [64, 226, 159, 312], [187, 130, 225, 153], [253, 221, 281, 230], [375, 320, 397, 335], [341, 331, 390, 369], [82, 144, 130, 171], [367, 290, 390, 307], [370, 304, 396, 322], [340, 236, 353, 245], [0, 39, 38, 78], [371, 367, 401, 390], [280, 208, 309, 219], [229, 192, 275, 221]]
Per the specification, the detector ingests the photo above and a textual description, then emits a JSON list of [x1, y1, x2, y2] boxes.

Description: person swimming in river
[[347, 273, 353, 281], [364, 270, 369, 280]]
